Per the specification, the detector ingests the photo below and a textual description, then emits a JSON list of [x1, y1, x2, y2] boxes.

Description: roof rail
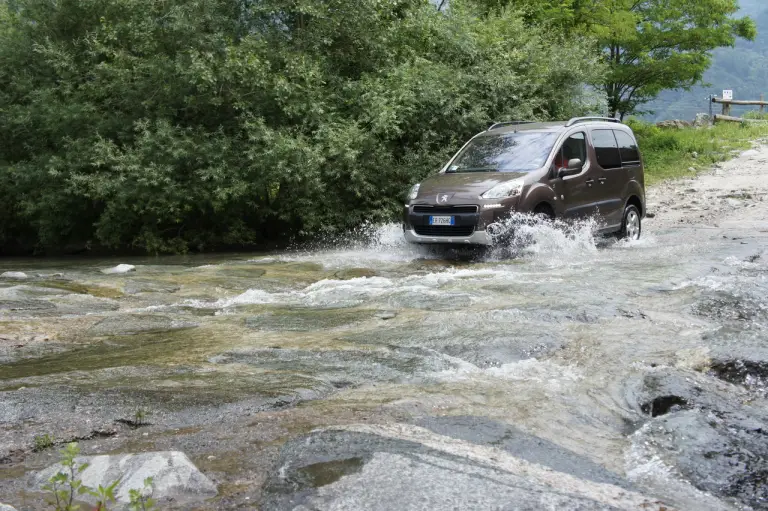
[[487, 121, 536, 131], [565, 116, 621, 127]]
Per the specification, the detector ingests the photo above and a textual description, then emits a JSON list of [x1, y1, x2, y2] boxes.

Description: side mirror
[[558, 158, 583, 178]]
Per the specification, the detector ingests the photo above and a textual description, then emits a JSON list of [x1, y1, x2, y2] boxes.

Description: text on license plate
[[429, 216, 455, 226]]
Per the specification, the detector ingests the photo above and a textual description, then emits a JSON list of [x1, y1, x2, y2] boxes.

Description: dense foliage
[[0, 0, 602, 254]]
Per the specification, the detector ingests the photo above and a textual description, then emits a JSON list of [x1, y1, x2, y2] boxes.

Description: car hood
[[417, 171, 528, 199]]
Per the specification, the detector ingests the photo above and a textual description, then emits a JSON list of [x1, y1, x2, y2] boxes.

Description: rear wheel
[[619, 204, 641, 240]]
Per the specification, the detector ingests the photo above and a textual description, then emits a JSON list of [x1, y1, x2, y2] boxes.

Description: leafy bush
[[0, 0, 603, 254]]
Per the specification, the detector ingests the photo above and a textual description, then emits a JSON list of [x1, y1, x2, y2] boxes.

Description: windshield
[[447, 131, 558, 173]]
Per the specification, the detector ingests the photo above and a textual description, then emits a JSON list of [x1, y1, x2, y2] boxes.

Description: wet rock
[[640, 395, 689, 417], [333, 268, 378, 280], [101, 264, 136, 274], [438, 337, 562, 367], [123, 280, 181, 295], [1, 272, 27, 280], [631, 409, 768, 509], [343, 312, 564, 367], [88, 314, 198, 336], [0, 299, 55, 311], [710, 359, 768, 393], [375, 310, 397, 320], [645, 212, 656, 218], [692, 291, 765, 322], [261, 424, 663, 510], [414, 416, 632, 489], [627, 369, 739, 415], [210, 347, 454, 385], [33, 451, 217, 506], [244, 309, 373, 331], [51, 294, 120, 314]]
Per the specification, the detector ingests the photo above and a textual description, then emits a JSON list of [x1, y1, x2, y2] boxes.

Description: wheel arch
[[625, 195, 643, 217]]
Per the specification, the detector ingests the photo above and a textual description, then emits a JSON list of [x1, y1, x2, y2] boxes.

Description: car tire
[[619, 204, 641, 240]]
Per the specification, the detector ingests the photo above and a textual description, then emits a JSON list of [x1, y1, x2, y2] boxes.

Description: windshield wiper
[[447, 167, 498, 173]]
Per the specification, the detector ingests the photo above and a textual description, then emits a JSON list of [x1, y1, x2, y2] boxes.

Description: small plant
[[133, 407, 150, 426], [128, 477, 156, 511], [88, 477, 121, 511], [34, 433, 56, 451], [42, 442, 90, 511]]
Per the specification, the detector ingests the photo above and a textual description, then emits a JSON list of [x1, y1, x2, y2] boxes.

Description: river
[[1, 147, 768, 510]]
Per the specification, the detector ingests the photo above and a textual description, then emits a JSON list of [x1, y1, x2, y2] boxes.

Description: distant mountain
[[645, 1, 768, 122]]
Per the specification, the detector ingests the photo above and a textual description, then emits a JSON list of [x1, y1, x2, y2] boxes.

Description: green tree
[[0, 0, 602, 254], [594, 0, 756, 118], [466, 0, 757, 118]]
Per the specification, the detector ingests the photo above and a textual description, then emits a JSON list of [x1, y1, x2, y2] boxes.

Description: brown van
[[403, 117, 645, 245]]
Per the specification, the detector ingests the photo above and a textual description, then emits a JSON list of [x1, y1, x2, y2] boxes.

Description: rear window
[[591, 129, 621, 169], [448, 131, 558, 173], [615, 130, 640, 165]]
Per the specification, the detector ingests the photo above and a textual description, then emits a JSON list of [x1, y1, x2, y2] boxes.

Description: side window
[[614, 130, 640, 166], [554, 132, 587, 168], [591, 129, 621, 169]]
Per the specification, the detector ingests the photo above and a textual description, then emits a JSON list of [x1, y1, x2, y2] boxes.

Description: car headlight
[[407, 183, 420, 201], [481, 178, 524, 199]]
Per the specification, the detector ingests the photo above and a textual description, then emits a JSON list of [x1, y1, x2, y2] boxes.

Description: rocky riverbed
[[2, 145, 768, 510]]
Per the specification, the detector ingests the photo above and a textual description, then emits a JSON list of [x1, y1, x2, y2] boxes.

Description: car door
[[551, 132, 601, 221], [613, 129, 643, 209], [589, 129, 624, 229]]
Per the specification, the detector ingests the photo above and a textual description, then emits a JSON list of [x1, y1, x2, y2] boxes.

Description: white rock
[[742, 149, 760, 158], [0, 504, 18, 511], [101, 264, 136, 274], [33, 451, 216, 505], [0, 272, 28, 280]]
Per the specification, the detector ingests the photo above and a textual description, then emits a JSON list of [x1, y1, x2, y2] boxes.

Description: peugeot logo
[[436, 194, 451, 204]]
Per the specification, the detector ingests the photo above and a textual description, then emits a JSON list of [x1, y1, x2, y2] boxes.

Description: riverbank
[[631, 119, 768, 184], [1, 145, 767, 510]]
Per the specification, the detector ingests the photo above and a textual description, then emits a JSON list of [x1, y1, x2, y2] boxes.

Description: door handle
[[598, 177, 606, 185], [585, 179, 594, 187]]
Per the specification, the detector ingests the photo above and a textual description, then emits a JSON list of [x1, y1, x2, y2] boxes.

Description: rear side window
[[591, 130, 621, 169], [614, 130, 640, 165]]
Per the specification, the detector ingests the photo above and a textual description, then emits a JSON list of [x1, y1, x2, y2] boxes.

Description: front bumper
[[403, 229, 493, 246]]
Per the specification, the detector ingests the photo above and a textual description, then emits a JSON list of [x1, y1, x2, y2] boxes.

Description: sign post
[[722, 90, 733, 115]]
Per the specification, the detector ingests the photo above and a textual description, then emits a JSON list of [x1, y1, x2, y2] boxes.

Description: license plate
[[429, 216, 454, 226]]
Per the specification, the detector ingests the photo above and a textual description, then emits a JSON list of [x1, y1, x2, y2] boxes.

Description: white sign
[[722, 90, 733, 101]]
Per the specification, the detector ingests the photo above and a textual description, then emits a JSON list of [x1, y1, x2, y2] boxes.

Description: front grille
[[413, 225, 475, 237], [412, 205, 479, 214]]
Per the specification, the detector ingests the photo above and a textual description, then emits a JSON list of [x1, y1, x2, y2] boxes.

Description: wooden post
[[761, 94, 765, 114], [722, 102, 730, 116]]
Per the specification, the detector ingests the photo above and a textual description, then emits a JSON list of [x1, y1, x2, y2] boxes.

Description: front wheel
[[619, 205, 641, 240]]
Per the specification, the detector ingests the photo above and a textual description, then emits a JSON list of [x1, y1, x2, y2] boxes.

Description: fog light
[[487, 223, 504, 236]]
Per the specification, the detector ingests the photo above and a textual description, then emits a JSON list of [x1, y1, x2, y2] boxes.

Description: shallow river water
[[2, 169, 768, 509]]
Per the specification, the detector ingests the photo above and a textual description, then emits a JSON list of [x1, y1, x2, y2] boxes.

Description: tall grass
[[628, 119, 768, 185]]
